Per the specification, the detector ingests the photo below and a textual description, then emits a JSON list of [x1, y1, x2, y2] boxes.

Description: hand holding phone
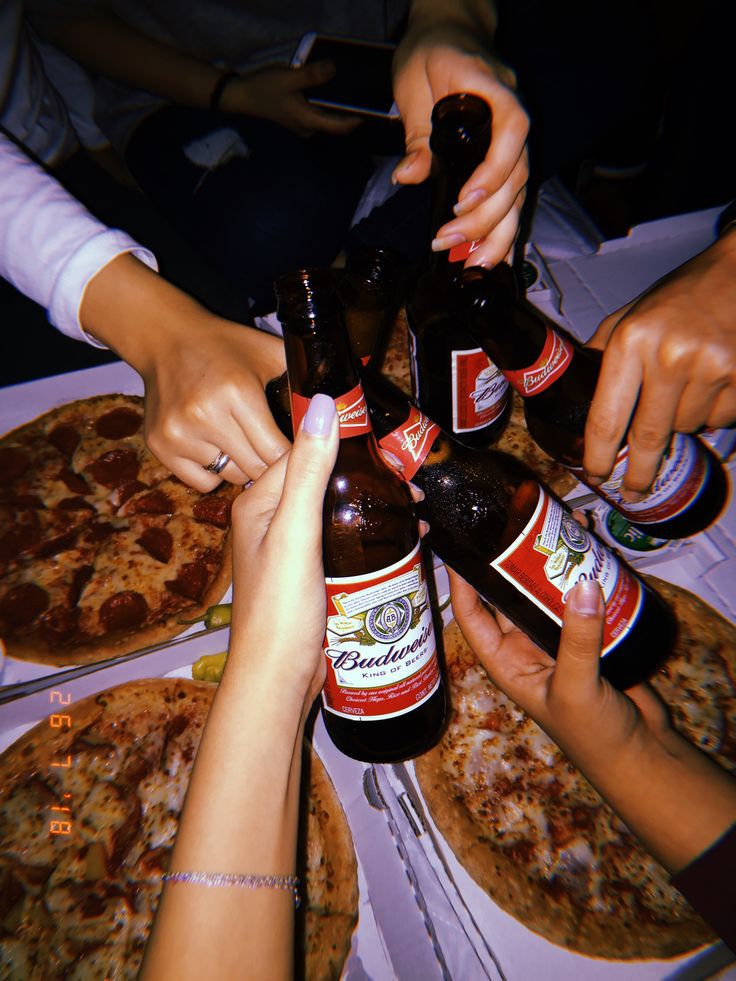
[[291, 33, 400, 120]]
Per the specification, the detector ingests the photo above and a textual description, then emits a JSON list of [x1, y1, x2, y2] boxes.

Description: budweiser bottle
[[406, 92, 510, 447], [275, 269, 446, 762], [362, 368, 676, 690], [461, 264, 729, 539], [266, 247, 405, 439]]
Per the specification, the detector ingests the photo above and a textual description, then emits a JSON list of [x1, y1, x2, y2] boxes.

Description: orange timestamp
[[48, 689, 74, 836]]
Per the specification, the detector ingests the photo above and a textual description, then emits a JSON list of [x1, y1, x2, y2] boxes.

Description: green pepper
[[191, 651, 229, 683], [179, 602, 232, 629]]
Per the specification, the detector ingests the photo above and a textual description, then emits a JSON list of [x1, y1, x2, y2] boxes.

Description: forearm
[[552, 724, 736, 874], [52, 14, 221, 109], [141, 653, 309, 980]]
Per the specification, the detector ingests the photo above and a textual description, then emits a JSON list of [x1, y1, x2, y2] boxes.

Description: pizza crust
[[415, 576, 736, 960]]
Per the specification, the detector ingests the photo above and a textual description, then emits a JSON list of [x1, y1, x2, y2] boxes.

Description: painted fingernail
[[408, 481, 425, 501], [419, 519, 431, 537], [431, 232, 465, 252], [454, 188, 488, 215], [303, 393, 335, 437], [570, 580, 603, 615], [585, 474, 602, 487]]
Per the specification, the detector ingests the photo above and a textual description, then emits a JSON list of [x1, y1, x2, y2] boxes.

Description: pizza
[[414, 578, 736, 959], [0, 394, 237, 666], [0, 678, 359, 980], [378, 311, 577, 497]]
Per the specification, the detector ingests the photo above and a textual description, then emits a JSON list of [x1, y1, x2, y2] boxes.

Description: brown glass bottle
[[362, 368, 676, 690], [405, 93, 510, 448], [266, 247, 406, 440], [460, 264, 729, 540], [275, 269, 446, 762]]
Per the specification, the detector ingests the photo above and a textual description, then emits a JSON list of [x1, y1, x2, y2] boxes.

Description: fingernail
[[419, 519, 431, 537], [408, 481, 425, 501], [303, 393, 335, 437], [570, 580, 603, 615], [432, 232, 465, 251], [454, 188, 488, 215], [586, 474, 602, 487], [620, 488, 645, 504], [391, 152, 417, 184]]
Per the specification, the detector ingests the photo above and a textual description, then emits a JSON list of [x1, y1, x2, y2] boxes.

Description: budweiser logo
[[336, 395, 368, 427], [401, 413, 432, 461], [522, 331, 572, 394]]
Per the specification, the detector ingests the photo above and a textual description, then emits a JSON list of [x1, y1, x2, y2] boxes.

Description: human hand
[[447, 571, 670, 762], [584, 233, 736, 496], [221, 63, 362, 138], [228, 394, 339, 710], [140, 316, 291, 491], [392, 20, 529, 266]]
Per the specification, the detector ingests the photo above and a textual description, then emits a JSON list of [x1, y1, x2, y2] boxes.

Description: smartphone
[[291, 32, 400, 120]]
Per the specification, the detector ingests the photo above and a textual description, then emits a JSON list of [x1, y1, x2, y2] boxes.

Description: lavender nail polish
[[303, 393, 335, 437]]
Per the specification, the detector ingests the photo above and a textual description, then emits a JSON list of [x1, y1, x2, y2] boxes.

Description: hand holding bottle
[[392, 1, 529, 266], [584, 233, 736, 497], [228, 393, 339, 710], [448, 570, 736, 875]]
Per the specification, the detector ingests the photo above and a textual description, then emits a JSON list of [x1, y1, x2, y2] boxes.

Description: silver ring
[[203, 450, 230, 475]]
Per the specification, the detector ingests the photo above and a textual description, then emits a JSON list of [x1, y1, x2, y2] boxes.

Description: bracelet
[[716, 200, 736, 238], [162, 870, 301, 907], [209, 71, 240, 113]]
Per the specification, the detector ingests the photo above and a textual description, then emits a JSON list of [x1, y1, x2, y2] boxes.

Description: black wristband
[[716, 199, 736, 238], [209, 71, 239, 113]]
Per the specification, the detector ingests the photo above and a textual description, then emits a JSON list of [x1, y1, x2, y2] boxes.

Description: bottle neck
[[461, 265, 576, 395]]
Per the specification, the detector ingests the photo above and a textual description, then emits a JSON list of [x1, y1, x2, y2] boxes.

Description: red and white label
[[377, 405, 440, 481], [573, 434, 708, 525], [292, 383, 372, 440], [322, 542, 440, 720], [451, 348, 509, 433], [491, 487, 643, 655], [503, 326, 573, 396], [448, 237, 484, 263]]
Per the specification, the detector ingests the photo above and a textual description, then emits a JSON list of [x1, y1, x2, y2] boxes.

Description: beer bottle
[[362, 368, 676, 690], [266, 247, 405, 439], [461, 264, 729, 540], [275, 268, 446, 762], [406, 92, 510, 448]]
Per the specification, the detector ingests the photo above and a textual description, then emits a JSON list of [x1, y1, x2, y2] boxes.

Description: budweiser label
[[448, 237, 484, 263], [377, 405, 441, 481], [292, 383, 372, 440], [451, 348, 509, 433], [323, 542, 441, 720], [571, 434, 708, 524], [503, 326, 573, 396], [490, 486, 643, 655]]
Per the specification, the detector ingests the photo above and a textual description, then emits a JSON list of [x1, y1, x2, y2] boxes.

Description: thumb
[[554, 580, 606, 695], [273, 394, 339, 535]]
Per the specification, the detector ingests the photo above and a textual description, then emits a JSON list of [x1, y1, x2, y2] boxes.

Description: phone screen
[[300, 37, 397, 117]]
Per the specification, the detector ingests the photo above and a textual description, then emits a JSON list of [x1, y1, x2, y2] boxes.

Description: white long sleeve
[[0, 132, 157, 345]]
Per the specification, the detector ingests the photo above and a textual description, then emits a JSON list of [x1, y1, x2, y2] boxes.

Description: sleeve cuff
[[47, 231, 158, 346]]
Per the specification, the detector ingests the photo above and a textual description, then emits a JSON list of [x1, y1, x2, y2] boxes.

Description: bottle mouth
[[430, 93, 492, 153], [275, 267, 340, 322]]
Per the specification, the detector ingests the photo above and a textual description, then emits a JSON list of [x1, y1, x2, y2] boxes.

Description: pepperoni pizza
[[0, 394, 236, 666]]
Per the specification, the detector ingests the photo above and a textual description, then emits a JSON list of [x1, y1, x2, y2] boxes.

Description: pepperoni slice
[[33, 527, 79, 559], [57, 496, 96, 512], [110, 480, 147, 508], [99, 590, 148, 631], [89, 449, 140, 489], [47, 424, 80, 458], [95, 407, 143, 440], [0, 447, 29, 485], [165, 559, 209, 602], [0, 526, 42, 564], [39, 605, 80, 645], [0, 582, 49, 629], [57, 467, 90, 495], [84, 521, 117, 544], [124, 490, 173, 516], [193, 495, 232, 529], [137, 527, 173, 564]]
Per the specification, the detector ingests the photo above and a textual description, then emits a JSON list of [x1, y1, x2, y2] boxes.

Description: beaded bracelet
[[209, 71, 240, 113], [162, 871, 301, 908]]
